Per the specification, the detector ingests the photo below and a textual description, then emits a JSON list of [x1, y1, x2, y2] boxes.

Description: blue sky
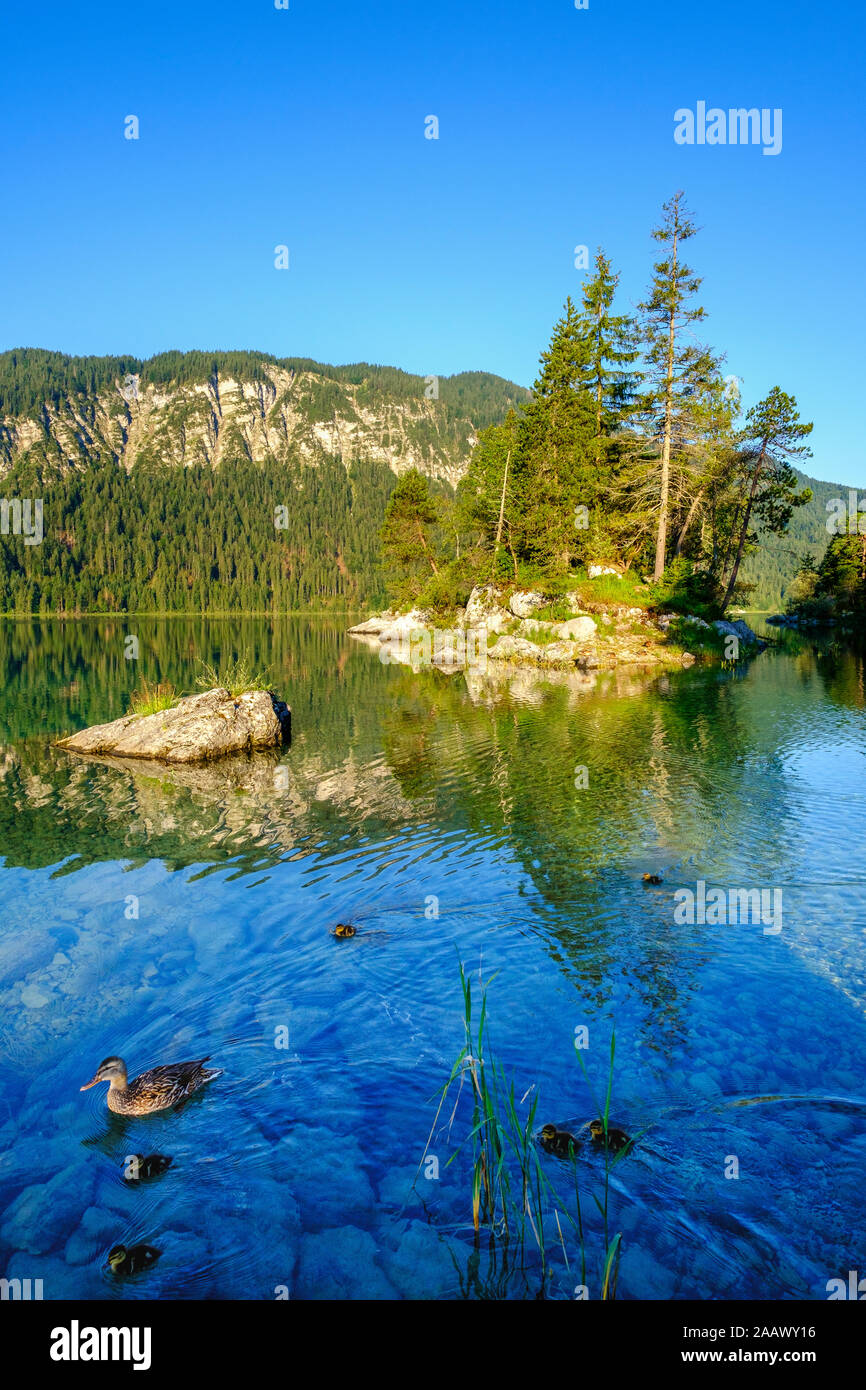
[[1, 0, 863, 484]]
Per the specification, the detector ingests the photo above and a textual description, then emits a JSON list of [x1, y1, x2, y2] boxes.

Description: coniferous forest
[[0, 193, 855, 619]]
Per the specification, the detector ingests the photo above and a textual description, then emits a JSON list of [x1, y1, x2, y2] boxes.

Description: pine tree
[[380, 468, 441, 602], [456, 410, 520, 576], [720, 387, 813, 609], [639, 192, 709, 580], [513, 298, 596, 571], [580, 250, 641, 460]]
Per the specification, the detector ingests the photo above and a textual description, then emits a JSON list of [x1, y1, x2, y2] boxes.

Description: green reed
[[422, 958, 624, 1299]]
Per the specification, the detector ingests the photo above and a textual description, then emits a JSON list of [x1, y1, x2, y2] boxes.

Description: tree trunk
[[415, 521, 439, 575], [492, 450, 511, 568], [721, 447, 766, 610], [506, 523, 519, 579], [653, 233, 678, 581], [595, 311, 603, 467], [675, 488, 704, 556]]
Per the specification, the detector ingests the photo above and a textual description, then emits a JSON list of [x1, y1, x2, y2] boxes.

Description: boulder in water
[[55, 687, 291, 765]]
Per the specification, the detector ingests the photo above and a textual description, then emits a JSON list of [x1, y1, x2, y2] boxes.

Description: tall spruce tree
[[513, 297, 596, 571], [580, 249, 641, 461], [640, 192, 708, 580]]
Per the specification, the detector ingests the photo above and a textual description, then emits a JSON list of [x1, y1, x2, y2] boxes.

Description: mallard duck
[[589, 1119, 632, 1153], [123, 1153, 173, 1182], [642, 873, 663, 885], [540, 1123, 580, 1157], [107, 1243, 161, 1276], [80, 1055, 222, 1115], [334, 924, 356, 939]]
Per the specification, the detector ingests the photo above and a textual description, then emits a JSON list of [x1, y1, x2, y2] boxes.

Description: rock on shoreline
[[55, 687, 292, 764], [349, 585, 766, 674]]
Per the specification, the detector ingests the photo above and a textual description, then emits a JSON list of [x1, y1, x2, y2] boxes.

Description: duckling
[[539, 1123, 581, 1157], [589, 1119, 632, 1153], [642, 873, 663, 885], [334, 923, 356, 939], [123, 1153, 173, 1182], [107, 1243, 162, 1276], [80, 1054, 222, 1116]]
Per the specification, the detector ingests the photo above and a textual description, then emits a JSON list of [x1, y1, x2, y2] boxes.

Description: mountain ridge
[[0, 348, 530, 488]]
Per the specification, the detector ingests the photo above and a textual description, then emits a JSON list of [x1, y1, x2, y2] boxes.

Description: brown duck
[[80, 1054, 222, 1116]]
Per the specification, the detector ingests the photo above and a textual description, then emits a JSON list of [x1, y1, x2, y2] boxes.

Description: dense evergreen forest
[[0, 456, 398, 613], [0, 353, 526, 613], [785, 522, 866, 625], [738, 469, 853, 610], [0, 193, 849, 616]]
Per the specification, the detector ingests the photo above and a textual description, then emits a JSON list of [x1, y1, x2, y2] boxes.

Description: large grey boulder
[[713, 618, 761, 645], [487, 635, 585, 670], [487, 635, 545, 664], [375, 609, 430, 640], [464, 585, 511, 633], [55, 687, 291, 764], [347, 613, 396, 635], [554, 615, 597, 642], [508, 590, 548, 619]]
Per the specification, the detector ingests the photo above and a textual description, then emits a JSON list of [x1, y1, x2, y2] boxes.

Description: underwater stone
[[64, 1205, 123, 1266], [278, 1125, 376, 1229], [1, 1162, 99, 1254], [295, 1226, 396, 1300], [377, 1218, 458, 1299]]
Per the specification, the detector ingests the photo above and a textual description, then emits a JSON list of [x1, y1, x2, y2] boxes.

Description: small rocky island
[[350, 582, 764, 674], [55, 687, 291, 764]]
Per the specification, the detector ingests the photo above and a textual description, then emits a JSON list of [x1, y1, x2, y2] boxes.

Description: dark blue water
[[1, 619, 864, 1299]]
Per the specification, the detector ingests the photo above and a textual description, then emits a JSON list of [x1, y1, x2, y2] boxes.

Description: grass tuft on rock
[[194, 655, 272, 697], [127, 679, 178, 717]]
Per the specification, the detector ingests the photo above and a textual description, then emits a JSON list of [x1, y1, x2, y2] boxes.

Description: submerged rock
[[55, 687, 291, 765], [295, 1226, 396, 1300]]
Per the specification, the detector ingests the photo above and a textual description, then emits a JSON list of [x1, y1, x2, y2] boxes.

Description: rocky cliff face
[[0, 362, 521, 486]]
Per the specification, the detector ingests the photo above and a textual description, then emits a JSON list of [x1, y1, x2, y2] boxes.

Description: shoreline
[[348, 583, 767, 676]]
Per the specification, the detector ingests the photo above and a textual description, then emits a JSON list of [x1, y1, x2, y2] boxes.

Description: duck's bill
[[79, 1078, 100, 1090]]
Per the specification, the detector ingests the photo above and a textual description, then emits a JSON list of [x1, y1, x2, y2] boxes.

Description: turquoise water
[[1, 618, 865, 1300]]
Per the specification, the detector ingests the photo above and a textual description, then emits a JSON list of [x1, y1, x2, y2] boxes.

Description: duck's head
[[335, 924, 356, 939], [107, 1245, 127, 1271], [589, 1119, 605, 1139], [81, 1056, 128, 1091], [540, 1124, 558, 1142]]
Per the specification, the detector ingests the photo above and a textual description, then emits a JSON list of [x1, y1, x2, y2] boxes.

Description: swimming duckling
[[642, 873, 663, 885], [539, 1123, 581, 1157], [80, 1054, 222, 1116], [589, 1119, 632, 1153], [107, 1243, 162, 1276], [123, 1153, 173, 1182], [334, 924, 356, 939]]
